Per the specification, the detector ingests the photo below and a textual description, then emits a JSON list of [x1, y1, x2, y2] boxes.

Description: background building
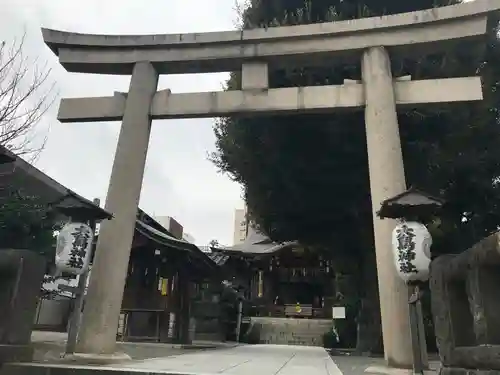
[[233, 207, 248, 245], [182, 232, 195, 244], [153, 215, 184, 239], [154, 216, 196, 244]]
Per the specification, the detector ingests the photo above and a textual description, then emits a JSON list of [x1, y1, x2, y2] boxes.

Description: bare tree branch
[[0, 33, 57, 159]]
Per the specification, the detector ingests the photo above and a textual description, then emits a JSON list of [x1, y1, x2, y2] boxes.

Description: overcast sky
[[1, 0, 245, 246]]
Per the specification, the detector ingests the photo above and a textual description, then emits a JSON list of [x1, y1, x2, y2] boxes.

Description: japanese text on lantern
[[55, 222, 94, 275], [66, 225, 91, 269], [395, 224, 418, 274]]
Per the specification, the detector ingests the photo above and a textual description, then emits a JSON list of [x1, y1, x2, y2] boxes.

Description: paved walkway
[[30, 330, 237, 361], [104, 344, 341, 375], [7, 334, 441, 375], [7, 344, 342, 375]]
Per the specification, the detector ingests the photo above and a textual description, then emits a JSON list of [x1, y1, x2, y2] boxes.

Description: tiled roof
[[206, 252, 230, 265], [222, 226, 298, 255]]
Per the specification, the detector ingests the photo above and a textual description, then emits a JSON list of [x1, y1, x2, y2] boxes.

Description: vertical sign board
[[331, 306, 346, 343], [332, 306, 346, 319]]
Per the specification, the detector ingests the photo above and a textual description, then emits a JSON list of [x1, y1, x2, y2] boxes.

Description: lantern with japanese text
[[391, 221, 432, 283], [378, 187, 443, 283], [55, 222, 94, 275]]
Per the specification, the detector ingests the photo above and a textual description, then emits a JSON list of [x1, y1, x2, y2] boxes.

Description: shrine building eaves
[[0, 146, 111, 221]]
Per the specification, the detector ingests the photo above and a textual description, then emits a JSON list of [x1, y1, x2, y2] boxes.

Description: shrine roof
[[0, 146, 111, 221], [133, 212, 222, 274], [216, 227, 298, 256], [377, 186, 445, 219], [206, 251, 230, 266]]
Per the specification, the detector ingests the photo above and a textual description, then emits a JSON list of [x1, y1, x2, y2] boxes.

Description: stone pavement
[[109, 344, 341, 375], [4, 334, 441, 375], [30, 331, 236, 362], [3, 344, 343, 375], [332, 354, 440, 375]]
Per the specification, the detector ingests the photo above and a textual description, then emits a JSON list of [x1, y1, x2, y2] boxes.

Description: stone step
[[250, 317, 333, 346]]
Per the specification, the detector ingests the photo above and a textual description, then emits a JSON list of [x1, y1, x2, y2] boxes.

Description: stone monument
[[0, 250, 46, 364], [42, 1, 500, 367], [430, 232, 500, 375]]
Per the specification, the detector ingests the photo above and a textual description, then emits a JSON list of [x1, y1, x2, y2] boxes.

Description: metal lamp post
[[378, 187, 444, 375]]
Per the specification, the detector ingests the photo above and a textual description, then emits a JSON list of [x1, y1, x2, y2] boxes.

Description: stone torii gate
[[42, 0, 500, 367]]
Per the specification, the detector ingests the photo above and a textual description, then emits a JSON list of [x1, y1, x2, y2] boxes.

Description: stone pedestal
[[0, 249, 46, 364], [441, 369, 500, 375], [361, 46, 412, 368], [430, 234, 500, 375], [76, 62, 159, 355]]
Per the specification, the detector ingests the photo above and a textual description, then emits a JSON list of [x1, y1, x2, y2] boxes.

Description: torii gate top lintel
[[42, 0, 500, 75]]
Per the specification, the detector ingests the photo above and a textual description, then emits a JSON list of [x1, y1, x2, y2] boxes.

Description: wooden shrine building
[[209, 227, 338, 320], [206, 226, 341, 346], [120, 211, 242, 344]]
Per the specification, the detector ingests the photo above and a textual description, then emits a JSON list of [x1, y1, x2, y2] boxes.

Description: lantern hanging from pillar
[[55, 222, 94, 275], [391, 221, 432, 283]]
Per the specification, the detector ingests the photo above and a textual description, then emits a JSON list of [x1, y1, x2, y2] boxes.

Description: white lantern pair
[[55, 222, 94, 275], [391, 221, 432, 283]]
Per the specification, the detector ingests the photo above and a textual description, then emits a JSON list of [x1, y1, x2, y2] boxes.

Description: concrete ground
[[5, 344, 341, 375], [30, 330, 237, 362], [4, 340, 442, 375], [332, 354, 440, 375], [2, 332, 441, 375], [105, 344, 341, 374]]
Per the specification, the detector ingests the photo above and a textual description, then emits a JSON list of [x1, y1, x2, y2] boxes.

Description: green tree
[[212, 0, 500, 351], [0, 188, 57, 261]]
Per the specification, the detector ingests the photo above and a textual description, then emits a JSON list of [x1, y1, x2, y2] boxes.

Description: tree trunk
[[355, 251, 383, 355]]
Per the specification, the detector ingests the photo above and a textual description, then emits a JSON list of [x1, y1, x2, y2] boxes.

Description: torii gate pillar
[[362, 46, 412, 366], [76, 62, 159, 355]]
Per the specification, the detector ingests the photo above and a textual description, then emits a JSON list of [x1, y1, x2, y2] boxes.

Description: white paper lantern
[[55, 222, 94, 275], [391, 221, 432, 283]]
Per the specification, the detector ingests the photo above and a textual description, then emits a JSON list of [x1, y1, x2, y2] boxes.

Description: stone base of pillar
[[0, 344, 33, 365], [366, 364, 438, 375], [440, 368, 500, 375], [62, 351, 131, 365]]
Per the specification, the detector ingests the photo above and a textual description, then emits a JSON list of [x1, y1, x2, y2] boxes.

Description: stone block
[[0, 250, 46, 365], [430, 232, 500, 372], [440, 368, 500, 375]]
